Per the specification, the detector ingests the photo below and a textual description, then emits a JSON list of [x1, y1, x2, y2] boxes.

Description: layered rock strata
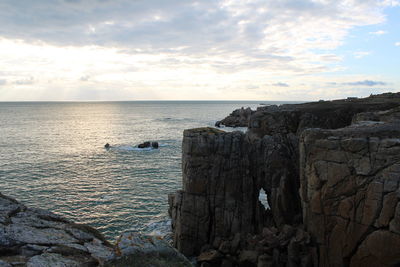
[[169, 93, 400, 266], [0, 193, 191, 267]]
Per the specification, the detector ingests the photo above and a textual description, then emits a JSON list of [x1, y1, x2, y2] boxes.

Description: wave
[[143, 216, 173, 242]]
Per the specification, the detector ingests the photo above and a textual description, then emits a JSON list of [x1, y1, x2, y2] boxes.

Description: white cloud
[[0, 0, 397, 100], [272, 82, 289, 87], [354, 51, 371, 58], [369, 30, 387, 35], [380, 0, 400, 6], [395, 42, 400, 46]]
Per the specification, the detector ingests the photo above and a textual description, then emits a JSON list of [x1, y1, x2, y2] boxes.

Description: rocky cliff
[[300, 109, 400, 266], [169, 93, 400, 266], [0, 193, 191, 267]]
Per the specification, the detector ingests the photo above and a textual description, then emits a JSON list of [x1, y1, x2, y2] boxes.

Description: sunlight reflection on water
[[0, 101, 285, 240]]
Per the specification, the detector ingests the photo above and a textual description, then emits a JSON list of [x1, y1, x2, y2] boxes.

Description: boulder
[[151, 142, 159, 149], [138, 141, 151, 148]]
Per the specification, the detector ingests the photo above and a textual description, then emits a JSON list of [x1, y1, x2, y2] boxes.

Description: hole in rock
[[258, 188, 270, 210]]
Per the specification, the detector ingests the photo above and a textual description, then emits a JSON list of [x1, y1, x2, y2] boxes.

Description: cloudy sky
[[0, 0, 399, 101]]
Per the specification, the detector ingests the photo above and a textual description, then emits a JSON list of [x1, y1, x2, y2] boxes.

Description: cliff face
[[300, 112, 400, 266], [169, 93, 400, 266]]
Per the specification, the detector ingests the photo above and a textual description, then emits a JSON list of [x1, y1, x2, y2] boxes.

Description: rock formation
[[300, 108, 400, 266], [169, 92, 400, 266], [215, 107, 254, 127], [0, 193, 191, 267], [137, 141, 159, 149]]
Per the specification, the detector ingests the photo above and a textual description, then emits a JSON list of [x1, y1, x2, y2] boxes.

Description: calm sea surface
[[0, 101, 288, 240]]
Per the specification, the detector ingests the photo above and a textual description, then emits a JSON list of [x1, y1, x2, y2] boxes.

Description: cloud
[[272, 82, 289, 87], [0, 79, 6, 86], [0, 0, 397, 100], [395, 42, 400, 46], [15, 77, 34, 85], [80, 75, 90, 81], [380, 0, 400, 6], [369, 30, 387, 35], [354, 51, 371, 58], [330, 80, 388, 87], [0, 0, 389, 74]]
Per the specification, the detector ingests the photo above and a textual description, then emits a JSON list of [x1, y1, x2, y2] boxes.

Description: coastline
[[1, 93, 400, 266]]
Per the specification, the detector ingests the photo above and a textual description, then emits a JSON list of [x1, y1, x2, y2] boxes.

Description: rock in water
[[104, 143, 110, 149], [151, 142, 159, 149], [138, 141, 151, 148]]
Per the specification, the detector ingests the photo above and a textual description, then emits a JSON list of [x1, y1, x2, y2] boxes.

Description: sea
[[0, 101, 288, 241]]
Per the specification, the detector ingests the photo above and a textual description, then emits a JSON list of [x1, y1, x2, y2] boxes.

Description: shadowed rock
[[0, 194, 191, 266], [169, 92, 400, 266]]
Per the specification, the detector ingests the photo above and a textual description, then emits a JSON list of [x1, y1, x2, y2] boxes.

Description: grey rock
[[169, 93, 400, 266], [0, 260, 11, 267], [26, 253, 80, 267]]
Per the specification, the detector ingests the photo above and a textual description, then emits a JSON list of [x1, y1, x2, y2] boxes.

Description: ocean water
[[0, 101, 286, 241]]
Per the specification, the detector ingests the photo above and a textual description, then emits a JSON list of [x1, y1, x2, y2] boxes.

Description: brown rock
[[239, 250, 259, 266], [197, 250, 223, 263]]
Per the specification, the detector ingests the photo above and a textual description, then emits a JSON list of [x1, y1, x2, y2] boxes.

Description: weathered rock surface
[[0, 193, 112, 266], [300, 112, 400, 266], [0, 193, 191, 267], [170, 92, 400, 266], [216, 107, 254, 127]]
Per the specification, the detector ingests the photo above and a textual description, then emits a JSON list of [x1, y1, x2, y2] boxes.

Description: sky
[[0, 0, 399, 101]]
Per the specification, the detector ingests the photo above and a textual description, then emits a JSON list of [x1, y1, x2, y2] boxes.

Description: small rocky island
[[169, 93, 400, 266]]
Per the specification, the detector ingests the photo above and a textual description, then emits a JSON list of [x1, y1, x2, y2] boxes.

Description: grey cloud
[[0, 79, 6, 86], [15, 77, 34, 85], [80, 75, 90, 81], [0, 0, 389, 74], [272, 82, 289, 87], [0, 1, 381, 52], [346, 80, 387, 86], [330, 80, 388, 87]]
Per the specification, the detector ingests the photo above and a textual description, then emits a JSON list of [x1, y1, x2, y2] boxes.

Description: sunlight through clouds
[[0, 0, 398, 100]]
